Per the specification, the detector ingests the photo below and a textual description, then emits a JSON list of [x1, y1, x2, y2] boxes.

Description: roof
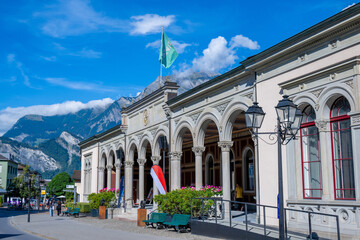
[[0, 154, 7, 160], [72, 170, 81, 181], [79, 123, 122, 146], [240, 3, 360, 66]]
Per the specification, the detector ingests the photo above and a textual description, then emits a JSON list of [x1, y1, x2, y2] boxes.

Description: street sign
[[41, 190, 46, 195], [66, 185, 75, 189]]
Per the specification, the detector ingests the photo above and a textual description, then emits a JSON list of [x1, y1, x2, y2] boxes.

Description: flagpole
[[160, 26, 163, 85]]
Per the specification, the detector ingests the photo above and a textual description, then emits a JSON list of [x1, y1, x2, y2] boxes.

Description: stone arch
[[99, 151, 107, 168], [153, 126, 169, 156], [108, 150, 116, 166], [115, 143, 125, 164], [139, 133, 153, 159], [318, 85, 355, 120], [173, 119, 195, 152], [293, 93, 317, 112], [195, 109, 221, 147], [221, 98, 251, 141], [127, 139, 138, 163]]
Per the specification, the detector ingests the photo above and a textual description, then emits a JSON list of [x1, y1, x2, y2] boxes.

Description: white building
[[80, 4, 360, 236]]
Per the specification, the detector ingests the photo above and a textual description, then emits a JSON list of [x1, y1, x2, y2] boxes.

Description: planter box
[[91, 209, 99, 217]]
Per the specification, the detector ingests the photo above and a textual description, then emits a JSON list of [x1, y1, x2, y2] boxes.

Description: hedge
[[65, 202, 91, 213]]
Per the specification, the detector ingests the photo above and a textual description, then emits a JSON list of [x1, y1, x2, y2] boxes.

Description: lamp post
[[244, 95, 302, 240], [23, 173, 31, 223]]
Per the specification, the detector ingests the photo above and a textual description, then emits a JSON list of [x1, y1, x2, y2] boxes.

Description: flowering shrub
[[154, 186, 222, 216], [88, 188, 118, 209]]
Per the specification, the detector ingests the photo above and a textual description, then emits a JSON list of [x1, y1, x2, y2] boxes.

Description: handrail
[[190, 197, 341, 240]]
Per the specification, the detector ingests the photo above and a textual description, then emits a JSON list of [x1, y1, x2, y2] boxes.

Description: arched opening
[[330, 96, 355, 200], [141, 140, 153, 204], [100, 153, 107, 189], [108, 150, 116, 189], [205, 154, 215, 186], [155, 135, 169, 192], [225, 110, 255, 204], [128, 144, 138, 205], [178, 127, 194, 187], [200, 119, 221, 187]]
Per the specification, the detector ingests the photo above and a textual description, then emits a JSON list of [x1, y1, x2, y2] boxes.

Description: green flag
[[159, 31, 178, 68]]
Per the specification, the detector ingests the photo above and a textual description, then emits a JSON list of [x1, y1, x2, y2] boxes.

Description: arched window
[[244, 149, 255, 191], [330, 97, 355, 200], [300, 105, 321, 199]]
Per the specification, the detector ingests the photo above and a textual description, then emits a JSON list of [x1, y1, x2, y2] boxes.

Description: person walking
[[56, 201, 62, 216], [235, 184, 244, 211], [49, 200, 54, 217]]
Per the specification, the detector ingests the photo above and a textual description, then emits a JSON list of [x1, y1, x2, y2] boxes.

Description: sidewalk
[[10, 212, 219, 240]]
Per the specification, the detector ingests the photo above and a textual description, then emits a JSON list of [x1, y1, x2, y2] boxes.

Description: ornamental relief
[[351, 115, 360, 125], [311, 88, 324, 98], [345, 80, 354, 89], [215, 101, 230, 115], [190, 112, 201, 124]]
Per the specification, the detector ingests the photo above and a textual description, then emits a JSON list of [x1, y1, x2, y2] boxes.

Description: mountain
[[1, 73, 215, 178], [3, 97, 134, 146], [0, 137, 59, 175]]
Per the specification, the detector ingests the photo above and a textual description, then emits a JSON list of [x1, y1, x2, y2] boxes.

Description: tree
[[7, 165, 39, 199], [46, 172, 74, 199]]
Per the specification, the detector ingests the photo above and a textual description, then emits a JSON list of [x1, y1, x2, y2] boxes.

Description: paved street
[[7, 209, 217, 240], [0, 208, 44, 240]]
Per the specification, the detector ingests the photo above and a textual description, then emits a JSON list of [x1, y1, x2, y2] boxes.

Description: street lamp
[[23, 172, 31, 223], [244, 95, 302, 240]]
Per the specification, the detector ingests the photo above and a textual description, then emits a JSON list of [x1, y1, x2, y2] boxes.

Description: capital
[[315, 120, 328, 132], [169, 152, 182, 161], [106, 165, 113, 171], [114, 162, 121, 169], [124, 161, 134, 168], [151, 156, 161, 165], [98, 166, 105, 172], [137, 158, 146, 166], [192, 146, 205, 156], [218, 141, 233, 152]]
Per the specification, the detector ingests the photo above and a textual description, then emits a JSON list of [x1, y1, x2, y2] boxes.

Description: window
[[244, 149, 255, 191], [330, 97, 355, 200], [300, 106, 322, 199]]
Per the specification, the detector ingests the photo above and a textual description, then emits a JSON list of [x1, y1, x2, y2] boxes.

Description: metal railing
[[190, 197, 341, 240]]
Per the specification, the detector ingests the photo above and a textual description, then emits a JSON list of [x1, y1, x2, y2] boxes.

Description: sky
[[0, 0, 357, 135]]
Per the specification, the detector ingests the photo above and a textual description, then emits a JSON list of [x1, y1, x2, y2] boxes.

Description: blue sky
[[0, 0, 357, 135]]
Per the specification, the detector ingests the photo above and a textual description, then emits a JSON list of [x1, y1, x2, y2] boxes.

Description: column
[[98, 167, 105, 191], [315, 120, 332, 201], [124, 161, 134, 209], [349, 113, 360, 202], [192, 146, 205, 190], [84, 169, 88, 194], [169, 152, 182, 190], [218, 141, 233, 214], [115, 162, 121, 191], [137, 159, 146, 202], [151, 156, 161, 209], [106, 164, 113, 189]]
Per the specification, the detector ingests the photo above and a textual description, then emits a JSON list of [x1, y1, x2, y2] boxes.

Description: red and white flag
[[150, 165, 167, 194]]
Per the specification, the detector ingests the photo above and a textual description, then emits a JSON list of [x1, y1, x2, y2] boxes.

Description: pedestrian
[[235, 184, 244, 211], [56, 201, 62, 216], [49, 200, 54, 217]]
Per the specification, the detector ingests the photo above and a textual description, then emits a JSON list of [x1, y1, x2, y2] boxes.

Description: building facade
[[80, 5, 360, 236], [0, 153, 18, 190]]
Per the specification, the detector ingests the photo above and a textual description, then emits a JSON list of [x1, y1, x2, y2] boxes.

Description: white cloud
[[342, 3, 355, 11], [7, 54, 31, 87], [35, 0, 128, 38], [68, 48, 102, 58], [43, 77, 114, 92], [230, 35, 260, 50], [130, 14, 175, 35], [174, 34, 260, 76], [0, 98, 114, 136], [146, 39, 191, 54], [40, 56, 57, 61]]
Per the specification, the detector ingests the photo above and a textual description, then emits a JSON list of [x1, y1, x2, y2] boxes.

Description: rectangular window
[[331, 118, 355, 200], [301, 124, 322, 199]]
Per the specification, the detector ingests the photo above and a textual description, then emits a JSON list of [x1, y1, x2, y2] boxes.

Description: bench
[[62, 207, 72, 216], [69, 208, 80, 218], [143, 212, 167, 229], [163, 214, 191, 233]]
